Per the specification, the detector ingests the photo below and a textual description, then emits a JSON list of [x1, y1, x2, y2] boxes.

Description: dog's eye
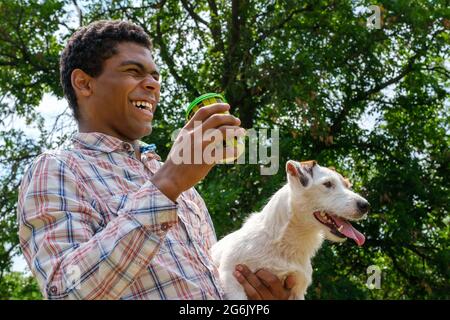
[[323, 181, 333, 188]]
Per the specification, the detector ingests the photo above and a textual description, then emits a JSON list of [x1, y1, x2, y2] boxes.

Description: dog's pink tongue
[[332, 216, 365, 246]]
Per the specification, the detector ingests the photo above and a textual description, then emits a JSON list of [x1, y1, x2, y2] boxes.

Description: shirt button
[[161, 222, 169, 231], [49, 286, 58, 295], [123, 143, 131, 151]]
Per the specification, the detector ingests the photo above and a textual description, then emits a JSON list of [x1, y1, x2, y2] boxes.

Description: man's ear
[[71, 69, 93, 98], [286, 160, 317, 187]]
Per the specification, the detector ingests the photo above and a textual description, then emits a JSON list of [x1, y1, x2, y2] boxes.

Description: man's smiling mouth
[[131, 100, 154, 119], [131, 100, 153, 111]]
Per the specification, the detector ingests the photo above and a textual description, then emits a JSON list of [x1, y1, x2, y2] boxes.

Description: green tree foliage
[[0, 272, 42, 300], [0, 0, 448, 299]]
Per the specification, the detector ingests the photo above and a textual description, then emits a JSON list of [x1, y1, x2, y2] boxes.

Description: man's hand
[[151, 103, 245, 202], [233, 264, 296, 300]]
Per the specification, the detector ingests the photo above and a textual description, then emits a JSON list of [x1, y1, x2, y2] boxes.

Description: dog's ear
[[286, 160, 317, 187], [286, 160, 299, 177]]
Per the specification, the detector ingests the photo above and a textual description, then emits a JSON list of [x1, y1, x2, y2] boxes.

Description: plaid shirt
[[17, 132, 225, 300]]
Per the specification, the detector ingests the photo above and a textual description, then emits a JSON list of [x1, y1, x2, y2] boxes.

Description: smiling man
[[17, 20, 294, 300]]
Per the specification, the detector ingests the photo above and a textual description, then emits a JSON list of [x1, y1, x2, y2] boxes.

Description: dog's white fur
[[210, 160, 368, 299]]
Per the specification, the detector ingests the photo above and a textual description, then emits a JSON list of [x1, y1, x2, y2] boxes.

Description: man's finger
[[202, 126, 246, 144], [234, 264, 272, 299], [255, 269, 288, 298], [202, 113, 241, 131], [186, 103, 230, 129], [234, 269, 262, 300], [284, 275, 296, 290]]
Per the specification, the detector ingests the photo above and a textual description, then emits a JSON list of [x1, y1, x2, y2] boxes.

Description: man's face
[[84, 42, 161, 142]]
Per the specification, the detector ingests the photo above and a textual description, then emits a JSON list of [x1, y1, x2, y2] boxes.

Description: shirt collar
[[71, 132, 159, 158]]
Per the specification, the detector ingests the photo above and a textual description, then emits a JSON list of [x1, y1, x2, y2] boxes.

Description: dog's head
[[286, 160, 369, 246]]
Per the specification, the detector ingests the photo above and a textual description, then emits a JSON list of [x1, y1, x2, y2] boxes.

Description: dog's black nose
[[357, 200, 370, 214]]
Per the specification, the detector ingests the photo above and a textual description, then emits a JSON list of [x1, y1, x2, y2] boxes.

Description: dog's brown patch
[[328, 166, 352, 188], [340, 175, 353, 189], [341, 177, 352, 188], [300, 160, 317, 178]]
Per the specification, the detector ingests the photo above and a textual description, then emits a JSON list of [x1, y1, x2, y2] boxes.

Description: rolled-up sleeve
[[17, 153, 178, 300]]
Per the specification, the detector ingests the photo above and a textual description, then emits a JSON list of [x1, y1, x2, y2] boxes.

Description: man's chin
[[141, 126, 152, 137], [120, 127, 152, 143], [134, 124, 153, 140]]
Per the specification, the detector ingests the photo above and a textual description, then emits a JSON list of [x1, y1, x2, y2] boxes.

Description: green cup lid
[[185, 93, 227, 120]]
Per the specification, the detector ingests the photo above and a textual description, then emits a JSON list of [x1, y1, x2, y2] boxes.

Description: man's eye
[[323, 181, 333, 188], [127, 68, 140, 74]]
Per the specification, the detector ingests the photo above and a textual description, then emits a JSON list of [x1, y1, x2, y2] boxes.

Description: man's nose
[[357, 200, 370, 214], [142, 76, 160, 92]]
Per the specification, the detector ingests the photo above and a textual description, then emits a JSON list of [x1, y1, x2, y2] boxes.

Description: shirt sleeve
[[17, 153, 178, 300], [190, 187, 218, 249]]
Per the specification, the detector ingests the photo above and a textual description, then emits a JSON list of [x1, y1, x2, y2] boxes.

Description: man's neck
[[132, 141, 142, 160]]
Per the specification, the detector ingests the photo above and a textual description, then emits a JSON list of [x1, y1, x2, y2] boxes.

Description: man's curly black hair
[[60, 20, 153, 122]]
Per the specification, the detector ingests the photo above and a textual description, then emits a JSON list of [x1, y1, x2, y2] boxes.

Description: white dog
[[210, 160, 369, 300]]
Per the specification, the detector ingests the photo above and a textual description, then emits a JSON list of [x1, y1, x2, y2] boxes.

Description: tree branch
[[206, 0, 224, 53], [0, 244, 19, 282], [72, 0, 83, 27], [153, 15, 199, 97], [180, 0, 208, 26], [328, 28, 447, 140], [221, 0, 243, 89], [424, 66, 450, 78], [88, 2, 163, 22], [253, 4, 313, 48]]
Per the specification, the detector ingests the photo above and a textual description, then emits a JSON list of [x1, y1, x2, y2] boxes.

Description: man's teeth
[[132, 101, 153, 110], [338, 225, 343, 232]]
